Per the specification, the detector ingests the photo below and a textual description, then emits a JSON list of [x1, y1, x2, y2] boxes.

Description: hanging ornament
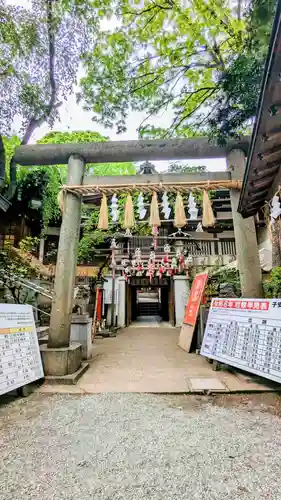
[[110, 238, 117, 249], [124, 265, 132, 279], [149, 191, 161, 249], [124, 193, 135, 229], [98, 194, 109, 230], [270, 195, 281, 223], [134, 248, 142, 262], [147, 256, 155, 283], [188, 192, 196, 208], [174, 192, 186, 228], [110, 237, 118, 268], [188, 192, 198, 220], [161, 192, 171, 220], [163, 243, 171, 264], [196, 222, 203, 232], [158, 260, 166, 280], [149, 251, 156, 261], [149, 192, 161, 230], [202, 190, 215, 227], [110, 194, 119, 223], [137, 192, 147, 220]]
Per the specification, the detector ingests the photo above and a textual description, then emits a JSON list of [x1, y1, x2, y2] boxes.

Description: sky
[[10, 0, 227, 173], [30, 91, 227, 172]]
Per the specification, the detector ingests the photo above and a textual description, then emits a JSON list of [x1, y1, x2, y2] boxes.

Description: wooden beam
[[14, 137, 250, 166]]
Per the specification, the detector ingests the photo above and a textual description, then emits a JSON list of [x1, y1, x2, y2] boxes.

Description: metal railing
[[125, 237, 236, 257]]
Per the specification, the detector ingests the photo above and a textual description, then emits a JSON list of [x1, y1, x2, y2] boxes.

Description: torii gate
[[14, 137, 262, 380]]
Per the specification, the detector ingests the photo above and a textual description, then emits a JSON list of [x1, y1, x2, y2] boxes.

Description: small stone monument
[[219, 282, 237, 298]]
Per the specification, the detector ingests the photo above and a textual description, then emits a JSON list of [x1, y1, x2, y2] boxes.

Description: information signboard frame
[[0, 304, 44, 396], [200, 297, 281, 384]]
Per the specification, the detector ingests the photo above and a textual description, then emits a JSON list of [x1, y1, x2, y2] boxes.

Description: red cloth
[[96, 288, 102, 321]]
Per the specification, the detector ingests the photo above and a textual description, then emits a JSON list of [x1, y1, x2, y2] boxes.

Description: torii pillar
[[227, 149, 263, 298], [40, 154, 88, 381]]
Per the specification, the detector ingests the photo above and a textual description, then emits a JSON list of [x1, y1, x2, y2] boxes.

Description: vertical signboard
[[0, 304, 44, 395], [178, 273, 208, 352]]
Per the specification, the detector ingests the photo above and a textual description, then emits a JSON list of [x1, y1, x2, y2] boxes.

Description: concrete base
[[40, 342, 82, 376], [43, 362, 89, 385]]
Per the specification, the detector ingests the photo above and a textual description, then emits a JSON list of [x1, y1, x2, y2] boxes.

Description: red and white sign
[[183, 273, 208, 326], [178, 273, 208, 353], [212, 299, 269, 311]]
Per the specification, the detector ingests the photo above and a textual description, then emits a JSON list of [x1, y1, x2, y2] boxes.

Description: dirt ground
[[167, 392, 281, 416]]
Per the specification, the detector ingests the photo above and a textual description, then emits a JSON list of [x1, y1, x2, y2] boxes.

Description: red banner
[[96, 288, 102, 321], [183, 273, 208, 326]]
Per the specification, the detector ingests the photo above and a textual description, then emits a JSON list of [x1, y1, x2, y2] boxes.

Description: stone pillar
[[117, 277, 126, 328], [48, 154, 85, 347], [70, 314, 93, 360], [173, 276, 190, 326], [227, 149, 263, 297]]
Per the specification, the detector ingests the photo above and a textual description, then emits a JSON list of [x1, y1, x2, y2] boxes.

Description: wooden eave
[[238, 1, 281, 217]]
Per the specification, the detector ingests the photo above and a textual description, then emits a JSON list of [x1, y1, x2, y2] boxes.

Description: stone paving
[[38, 325, 280, 394]]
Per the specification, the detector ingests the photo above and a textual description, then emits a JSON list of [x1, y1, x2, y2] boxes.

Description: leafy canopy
[[79, 0, 276, 142], [0, 0, 112, 144], [79, 0, 246, 138], [208, 0, 277, 144]]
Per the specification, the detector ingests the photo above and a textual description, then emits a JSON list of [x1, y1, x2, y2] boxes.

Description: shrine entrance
[[125, 276, 175, 326]]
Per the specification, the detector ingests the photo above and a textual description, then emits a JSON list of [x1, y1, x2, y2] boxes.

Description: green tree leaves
[[79, 0, 247, 138], [208, 0, 276, 144], [78, 0, 276, 142], [0, 0, 103, 142]]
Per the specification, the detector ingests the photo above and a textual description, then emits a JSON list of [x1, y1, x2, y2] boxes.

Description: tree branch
[[237, 0, 242, 20], [130, 75, 160, 93], [137, 95, 175, 131], [21, 0, 57, 145], [165, 88, 217, 137], [123, 0, 173, 17]]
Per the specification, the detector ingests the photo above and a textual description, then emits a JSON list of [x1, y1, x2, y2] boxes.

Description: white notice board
[[0, 304, 44, 395], [200, 298, 281, 384]]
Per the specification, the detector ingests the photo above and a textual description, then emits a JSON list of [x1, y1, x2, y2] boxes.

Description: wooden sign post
[[178, 273, 208, 352]]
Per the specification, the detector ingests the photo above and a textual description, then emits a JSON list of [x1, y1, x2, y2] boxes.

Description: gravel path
[[1, 393, 281, 500]]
